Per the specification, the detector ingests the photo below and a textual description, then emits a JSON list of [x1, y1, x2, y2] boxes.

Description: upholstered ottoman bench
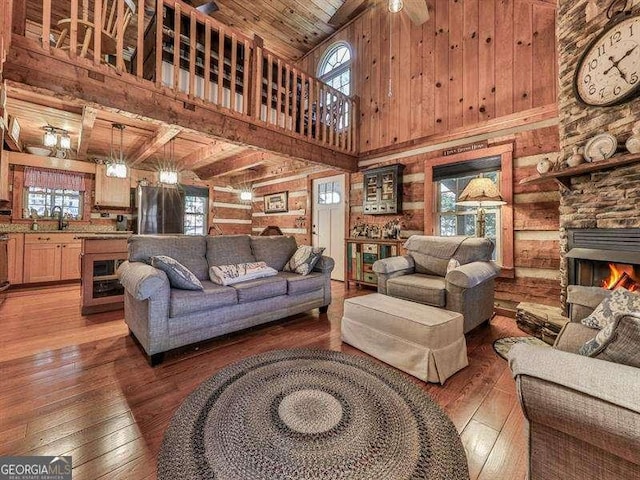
[[341, 293, 468, 384]]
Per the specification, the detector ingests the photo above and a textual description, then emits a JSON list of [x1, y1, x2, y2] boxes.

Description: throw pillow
[[579, 313, 640, 368], [209, 261, 278, 286], [151, 255, 203, 291], [446, 258, 461, 274], [284, 246, 325, 276], [581, 288, 640, 329]]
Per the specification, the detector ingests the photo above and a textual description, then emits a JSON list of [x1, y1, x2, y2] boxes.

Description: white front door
[[312, 174, 346, 281]]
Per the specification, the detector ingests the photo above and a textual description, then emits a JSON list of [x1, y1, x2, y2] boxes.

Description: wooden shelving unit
[[519, 153, 640, 191]]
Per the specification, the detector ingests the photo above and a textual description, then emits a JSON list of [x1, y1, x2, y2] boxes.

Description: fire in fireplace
[[566, 229, 640, 290], [602, 263, 639, 292]]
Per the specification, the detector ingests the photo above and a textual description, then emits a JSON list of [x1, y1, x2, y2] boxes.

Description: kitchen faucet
[[51, 206, 68, 230]]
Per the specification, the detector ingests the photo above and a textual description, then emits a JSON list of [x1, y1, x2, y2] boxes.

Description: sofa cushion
[[206, 235, 256, 267], [452, 237, 494, 265], [128, 235, 209, 281], [579, 313, 640, 367], [581, 288, 640, 330], [277, 272, 325, 295], [387, 274, 446, 307], [151, 255, 203, 290], [554, 322, 598, 353], [250, 236, 298, 271], [233, 276, 287, 304], [209, 262, 278, 286], [169, 281, 237, 317], [284, 246, 325, 275]]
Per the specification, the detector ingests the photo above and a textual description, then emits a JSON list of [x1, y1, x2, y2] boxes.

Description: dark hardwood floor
[[0, 282, 527, 480]]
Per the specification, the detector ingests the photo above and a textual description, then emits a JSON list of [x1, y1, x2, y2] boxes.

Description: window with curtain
[[23, 168, 85, 219], [318, 42, 352, 130], [183, 186, 209, 236], [434, 158, 502, 262]]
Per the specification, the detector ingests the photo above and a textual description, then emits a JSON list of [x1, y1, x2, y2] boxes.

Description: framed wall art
[[264, 191, 288, 214]]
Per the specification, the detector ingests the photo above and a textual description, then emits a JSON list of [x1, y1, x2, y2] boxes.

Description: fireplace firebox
[[566, 229, 640, 291]]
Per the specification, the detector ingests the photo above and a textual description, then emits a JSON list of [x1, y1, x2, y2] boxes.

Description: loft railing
[[8, 0, 358, 155]]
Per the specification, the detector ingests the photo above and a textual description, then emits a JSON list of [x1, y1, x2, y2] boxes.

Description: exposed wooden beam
[[76, 106, 99, 160], [129, 125, 182, 166], [195, 151, 267, 179], [404, 0, 430, 26], [3, 42, 358, 172], [177, 141, 232, 170], [230, 162, 327, 186]]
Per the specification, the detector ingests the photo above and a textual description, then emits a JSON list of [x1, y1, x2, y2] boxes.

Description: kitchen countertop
[[74, 233, 134, 240]]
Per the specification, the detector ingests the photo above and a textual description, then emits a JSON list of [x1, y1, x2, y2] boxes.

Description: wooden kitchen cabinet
[[7, 233, 24, 284], [95, 164, 131, 208], [23, 234, 82, 283], [60, 243, 82, 280], [0, 148, 9, 202]]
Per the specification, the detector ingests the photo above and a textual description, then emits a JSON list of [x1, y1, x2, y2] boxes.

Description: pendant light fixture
[[106, 123, 128, 179], [388, 0, 404, 13], [159, 138, 180, 185]]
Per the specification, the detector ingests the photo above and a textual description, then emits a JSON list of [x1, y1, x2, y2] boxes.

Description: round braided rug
[[158, 349, 469, 480]]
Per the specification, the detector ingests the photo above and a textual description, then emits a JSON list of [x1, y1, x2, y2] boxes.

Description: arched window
[[318, 42, 352, 96], [318, 42, 352, 129]]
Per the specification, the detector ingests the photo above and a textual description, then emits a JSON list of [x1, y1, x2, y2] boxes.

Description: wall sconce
[[43, 127, 57, 147], [240, 191, 253, 202]]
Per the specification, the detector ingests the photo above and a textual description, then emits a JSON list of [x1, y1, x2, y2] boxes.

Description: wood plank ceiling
[[198, 0, 345, 60]]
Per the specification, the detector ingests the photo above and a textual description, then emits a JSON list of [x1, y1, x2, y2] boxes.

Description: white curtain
[[24, 168, 86, 191]]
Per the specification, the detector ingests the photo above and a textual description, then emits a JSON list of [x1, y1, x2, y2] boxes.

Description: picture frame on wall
[[264, 191, 288, 214]]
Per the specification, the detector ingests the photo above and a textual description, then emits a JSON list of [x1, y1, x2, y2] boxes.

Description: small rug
[[493, 336, 550, 360], [158, 349, 469, 480]]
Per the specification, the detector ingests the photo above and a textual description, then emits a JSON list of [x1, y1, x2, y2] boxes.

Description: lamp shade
[[456, 177, 506, 207]]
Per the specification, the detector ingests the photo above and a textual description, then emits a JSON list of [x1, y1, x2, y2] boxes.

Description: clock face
[[575, 15, 640, 106]]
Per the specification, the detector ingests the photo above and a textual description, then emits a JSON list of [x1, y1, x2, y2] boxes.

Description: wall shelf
[[519, 153, 640, 191]]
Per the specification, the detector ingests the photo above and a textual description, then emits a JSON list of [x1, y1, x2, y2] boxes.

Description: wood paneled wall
[[210, 186, 252, 235], [298, 0, 558, 154]]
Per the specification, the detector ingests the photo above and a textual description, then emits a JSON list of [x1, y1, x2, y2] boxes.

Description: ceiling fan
[[183, 0, 220, 15], [329, 0, 430, 27]]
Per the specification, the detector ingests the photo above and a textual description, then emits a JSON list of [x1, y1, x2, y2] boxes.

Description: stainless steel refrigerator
[[135, 186, 185, 234]]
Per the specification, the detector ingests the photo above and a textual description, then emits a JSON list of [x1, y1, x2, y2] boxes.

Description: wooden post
[[172, 2, 181, 92], [154, 0, 163, 88], [275, 58, 282, 127], [217, 25, 225, 107], [11, 0, 25, 36], [70, 0, 79, 59], [136, 0, 144, 77], [291, 69, 298, 133], [188, 11, 196, 97], [230, 34, 237, 112], [204, 19, 211, 102], [284, 64, 290, 131], [42, 0, 52, 52], [116, 0, 124, 70], [266, 53, 273, 124], [299, 72, 306, 137], [252, 43, 264, 121], [307, 77, 314, 140], [242, 39, 250, 116]]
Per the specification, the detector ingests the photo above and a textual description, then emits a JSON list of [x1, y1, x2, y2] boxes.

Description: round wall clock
[[574, 12, 640, 107]]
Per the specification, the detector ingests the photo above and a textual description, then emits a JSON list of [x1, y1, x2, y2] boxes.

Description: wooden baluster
[[204, 19, 212, 102], [347, 99, 353, 153], [136, 0, 144, 77], [154, 0, 163, 88], [307, 77, 314, 140], [291, 69, 298, 134], [173, 3, 181, 92], [340, 97, 346, 150], [230, 34, 237, 112], [253, 46, 263, 121], [318, 84, 324, 144], [116, 0, 124, 70], [329, 91, 335, 147], [299, 72, 306, 137], [243, 39, 250, 115], [217, 26, 225, 106], [275, 59, 282, 128], [352, 97, 358, 153], [69, 0, 78, 59], [284, 65, 291, 131], [266, 53, 273, 125], [188, 11, 196, 97], [42, 0, 51, 52]]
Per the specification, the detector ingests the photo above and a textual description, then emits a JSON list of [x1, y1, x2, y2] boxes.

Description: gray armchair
[[372, 235, 500, 333], [509, 286, 640, 480]]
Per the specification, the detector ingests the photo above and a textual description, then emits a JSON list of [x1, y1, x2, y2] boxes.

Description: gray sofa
[[117, 235, 334, 365], [372, 235, 500, 333], [509, 286, 640, 480]]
